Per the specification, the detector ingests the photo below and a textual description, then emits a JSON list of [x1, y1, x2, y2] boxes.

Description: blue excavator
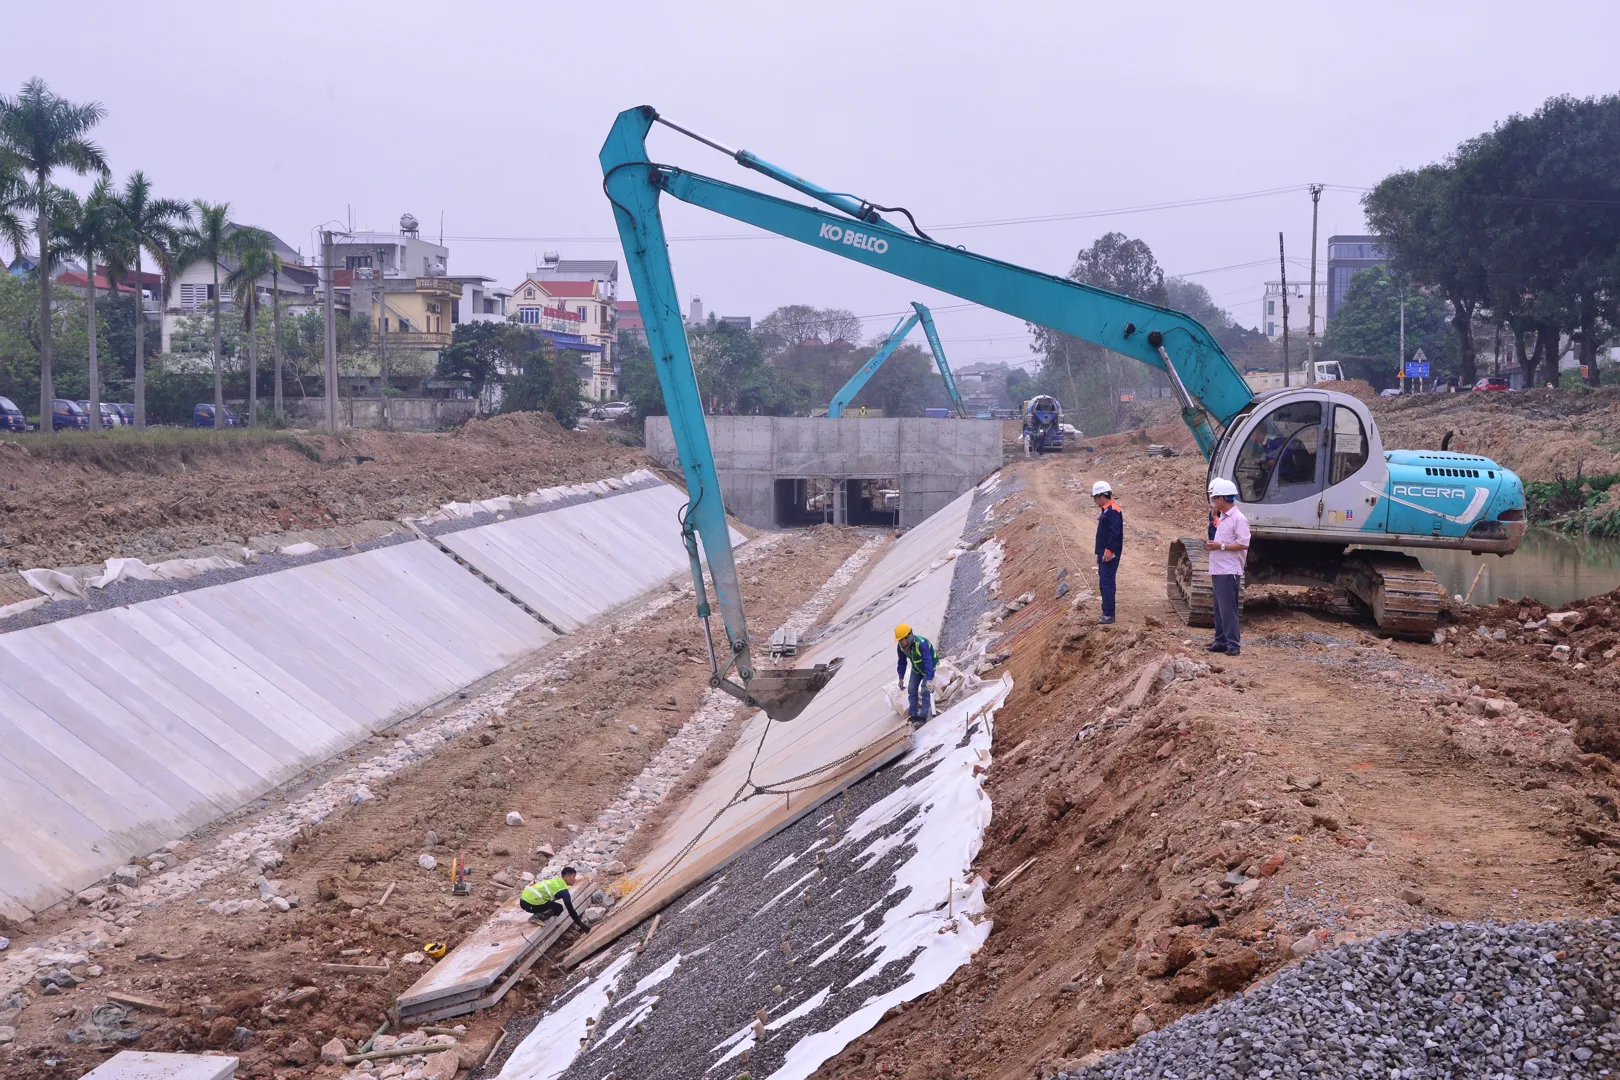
[[827, 301, 966, 418], [603, 107, 1527, 689]]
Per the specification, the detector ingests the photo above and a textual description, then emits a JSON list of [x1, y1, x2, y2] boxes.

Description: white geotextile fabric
[[89, 555, 243, 589], [411, 469, 662, 526]]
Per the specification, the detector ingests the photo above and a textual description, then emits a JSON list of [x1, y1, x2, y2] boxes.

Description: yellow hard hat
[[423, 942, 447, 959], [894, 623, 912, 640]]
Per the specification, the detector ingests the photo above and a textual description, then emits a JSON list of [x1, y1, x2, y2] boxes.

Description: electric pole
[[1399, 280, 1407, 394], [1306, 184, 1323, 384], [1278, 232, 1290, 386], [322, 230, 339, 434], [378, 293, 390, 431]]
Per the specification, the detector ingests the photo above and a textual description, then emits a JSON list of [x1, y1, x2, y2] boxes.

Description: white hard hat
[[1208, 477, 1240, 499], [1091, 481, 1112, 496]]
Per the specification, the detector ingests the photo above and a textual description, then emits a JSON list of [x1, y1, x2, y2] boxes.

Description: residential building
[[1259, 281, 1326, 340], [719, 315, 752, 331], [512, 276, 617, 400], [528, 251, 617, 299], [1326, 235, 1386, 321], [617, 299, 645, 344], [450, 277, 511, 324], [160, 227, 310, 353], [331, 216, 448, 282]]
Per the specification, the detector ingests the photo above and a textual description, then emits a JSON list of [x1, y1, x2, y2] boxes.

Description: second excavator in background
[[827, 301, 966, 418], [601, 106, 1527, 640]]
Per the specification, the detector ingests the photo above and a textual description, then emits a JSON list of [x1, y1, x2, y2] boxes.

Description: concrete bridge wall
[[644, 416, 1001, 529]]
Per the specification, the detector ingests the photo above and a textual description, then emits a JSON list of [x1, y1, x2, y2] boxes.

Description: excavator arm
[[601, 106, 1254, 460], [827, 307, 921, 419], [827, 302, 965, 418]]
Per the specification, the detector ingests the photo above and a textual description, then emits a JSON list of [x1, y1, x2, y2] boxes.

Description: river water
[[1406, 528, 1620, 608]]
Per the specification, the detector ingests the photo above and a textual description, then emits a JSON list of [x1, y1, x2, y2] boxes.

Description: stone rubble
[[1062, 920, 1620, 1080]]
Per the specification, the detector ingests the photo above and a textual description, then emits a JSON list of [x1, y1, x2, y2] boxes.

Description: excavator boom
[[602, 106, 1526, 642], [827, 302, 966, 418]]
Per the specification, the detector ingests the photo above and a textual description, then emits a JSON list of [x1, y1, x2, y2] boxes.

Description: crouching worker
[[520, 867, 590, 932], [895, 622, 936, 725]]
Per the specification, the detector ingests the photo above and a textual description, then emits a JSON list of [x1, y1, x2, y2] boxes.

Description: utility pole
[[1306, 184, 1323, 385], [322, 230, 339, 434], [1399, 280, 1407, 394], [1278, 232, 1290, 386], [378, 292, 390, 431]]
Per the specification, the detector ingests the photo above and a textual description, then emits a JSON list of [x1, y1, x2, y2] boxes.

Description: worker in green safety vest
[[520, 867, 589, 931]]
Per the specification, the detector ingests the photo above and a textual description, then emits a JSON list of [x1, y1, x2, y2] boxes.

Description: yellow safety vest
[[522, 876, 569, 906]]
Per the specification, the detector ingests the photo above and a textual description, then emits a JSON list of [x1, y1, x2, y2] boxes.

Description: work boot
[[1205, 643, 1227, 653], [1225, 647, 1241, 656], [1097, 616, 1115, 625]]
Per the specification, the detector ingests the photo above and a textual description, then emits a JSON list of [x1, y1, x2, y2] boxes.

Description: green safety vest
[[522, 876, 569, 906], [902, 635, 933, 674]]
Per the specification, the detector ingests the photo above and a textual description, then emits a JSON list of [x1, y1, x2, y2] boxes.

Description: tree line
[[612, 304, 972, 419], [1359, 93, 1620, 387], [0, 78, 309, 430]]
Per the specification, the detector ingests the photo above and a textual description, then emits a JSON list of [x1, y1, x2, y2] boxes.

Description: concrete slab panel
[[831, 487, 975, 623], [3, 537, 557, 918], [81, 1051, 239, 1080]]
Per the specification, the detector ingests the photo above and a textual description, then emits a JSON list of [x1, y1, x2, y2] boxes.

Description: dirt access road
[[0, 519, 869, 1080], [816, 436, 1620, 1080]]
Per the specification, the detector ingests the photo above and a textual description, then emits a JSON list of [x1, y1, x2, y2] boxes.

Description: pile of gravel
[[1066, 920, 1618, 1080]]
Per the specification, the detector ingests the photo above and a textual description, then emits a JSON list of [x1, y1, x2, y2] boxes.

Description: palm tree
[[110, 172, 188, 427], [174, 200, 234, 428], [0, 79, 108, 432], [50, 179, 123, 430], [270, 249, 285, 422], [225, 235, 274, 427], [0, 154, 31, 262]]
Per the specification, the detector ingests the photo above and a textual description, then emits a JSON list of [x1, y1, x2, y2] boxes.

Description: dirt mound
[[1446, 588, 1620, 757], [1371, 387, 1620, 481], [0, 416, 646, 571], [1331, 377, 1377, 403]]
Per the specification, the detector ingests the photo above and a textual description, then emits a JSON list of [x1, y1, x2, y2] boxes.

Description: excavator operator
[[894, 623, 936, 725]]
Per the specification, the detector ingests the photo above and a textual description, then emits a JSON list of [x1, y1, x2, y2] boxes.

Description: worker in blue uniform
[[894, 623, 936, 724], [1092, 481, 1123, 624]]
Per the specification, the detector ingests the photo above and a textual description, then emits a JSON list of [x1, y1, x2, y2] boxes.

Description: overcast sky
[[7, 1, 1619, 369]]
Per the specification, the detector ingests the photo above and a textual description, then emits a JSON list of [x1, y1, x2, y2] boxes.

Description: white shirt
[[1208, 505, 1250, 576]]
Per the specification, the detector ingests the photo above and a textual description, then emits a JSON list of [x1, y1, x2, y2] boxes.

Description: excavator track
[[1341, 551, 1441, 640], [1166, 538, 1215, 627]]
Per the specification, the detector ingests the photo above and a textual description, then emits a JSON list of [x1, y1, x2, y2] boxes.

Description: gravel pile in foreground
[[1066, 920, 1618, 1080]]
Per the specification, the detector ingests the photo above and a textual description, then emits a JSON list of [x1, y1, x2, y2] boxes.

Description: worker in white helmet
[[1091, 481, 1122, 625], [1204, 477, 1249, 655]]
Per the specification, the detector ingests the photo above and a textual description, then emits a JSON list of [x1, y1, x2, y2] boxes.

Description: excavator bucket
[[744, 658, 844, 722]]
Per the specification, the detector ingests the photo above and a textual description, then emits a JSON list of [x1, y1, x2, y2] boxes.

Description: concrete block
[[80, 1051, 238, 1080]]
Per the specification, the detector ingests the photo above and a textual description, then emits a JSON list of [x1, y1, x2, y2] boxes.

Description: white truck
[[1243, 360, 1344, 393]]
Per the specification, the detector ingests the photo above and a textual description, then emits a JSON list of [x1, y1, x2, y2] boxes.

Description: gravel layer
[[1066, 920, 1620, 1080]]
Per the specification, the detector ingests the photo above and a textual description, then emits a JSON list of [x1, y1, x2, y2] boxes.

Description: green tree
[[1322, 266, 1455, 387], [224, 235, 274, 426], [0, 78, 108, 431], [174, 200, 232, 425], [0, 154, 30, 259], [494, 333, 581, 428], [616, 330, 662, 416], [438, 320, 525, 402], [108, 171, 188, 426], [1027, 231, 1169, 436], [49, 179, 122, 428]]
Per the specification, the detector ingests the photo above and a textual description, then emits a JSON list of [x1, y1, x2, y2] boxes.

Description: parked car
[[1378, 388, 1403, 397], [76, 400, 125, 428], [192, 403, 242, 428], [52, 398, 89, 431], [600, 401, 632, 418], [114, 403, 135, 423], [1472, 377, 1510, 392], [0, 395, 30, 432]]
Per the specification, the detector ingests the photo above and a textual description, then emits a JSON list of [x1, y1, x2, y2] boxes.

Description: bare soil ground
[[1370, 385, 1620, 481], [814, 435, 1620, 1080], [0, 414, 645, 574], [0, 523, 868, 1080]]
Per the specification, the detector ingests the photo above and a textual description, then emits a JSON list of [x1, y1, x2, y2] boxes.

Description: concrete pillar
[[833, 479, 847, 525]]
